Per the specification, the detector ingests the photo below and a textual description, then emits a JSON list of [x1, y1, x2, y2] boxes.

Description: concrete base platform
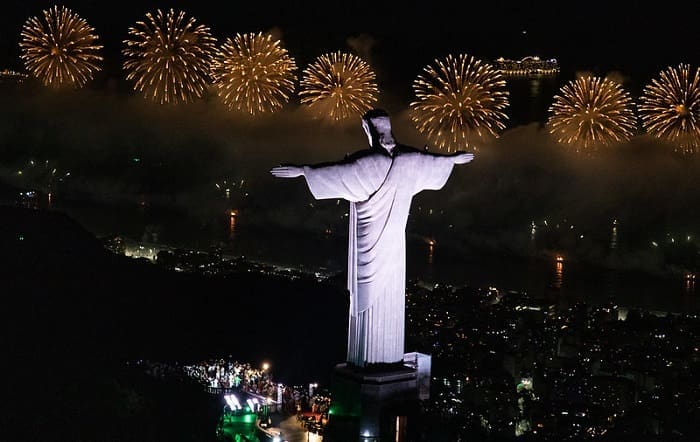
[[325, 353, 431, 441], [334, 362, 417, 383]]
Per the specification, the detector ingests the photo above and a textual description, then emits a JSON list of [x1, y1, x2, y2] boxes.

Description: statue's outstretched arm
[[270, 164, 304, 178], [413, 149, 474, 193], [452, 151, 474, 164], [270, 155, 360, 179], [421, 148, 474, 165], [272, 155, 369, 201]]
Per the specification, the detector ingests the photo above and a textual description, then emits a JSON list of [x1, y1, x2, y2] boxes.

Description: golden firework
[[410, 54, 509, 151], [123, 9, 217, 104], [19, 6, 102, 88], [639, 64, 700, 153], [299, 51, 378, 121], [213, 32, 297, 114], [547, 76, 637, 149]]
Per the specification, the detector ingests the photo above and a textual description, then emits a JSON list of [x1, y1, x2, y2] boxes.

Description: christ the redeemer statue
[[271, 109, 473, 367]]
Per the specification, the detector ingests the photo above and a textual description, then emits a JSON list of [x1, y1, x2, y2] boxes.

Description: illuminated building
[[493, 56, 559, 77], [0, 69, 29, 84]]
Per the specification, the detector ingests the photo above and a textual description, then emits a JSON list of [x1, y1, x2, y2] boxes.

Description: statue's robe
[[303, 146, 457, 366]]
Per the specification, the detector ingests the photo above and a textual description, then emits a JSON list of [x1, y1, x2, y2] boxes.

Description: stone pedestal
[[325, 353, 431, 441]]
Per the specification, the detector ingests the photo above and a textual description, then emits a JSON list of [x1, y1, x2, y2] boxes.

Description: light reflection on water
[[229, 210, 237, 240], [56, 195, 697, 314], [686, 279, 695, 295], [610, 220, 619, 251], [553, 260, 564, 290], [529, 79, 542, 98], [418, 225, 695, 313]]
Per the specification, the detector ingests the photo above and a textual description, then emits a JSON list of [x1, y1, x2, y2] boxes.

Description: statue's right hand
[[270, 165, 304, 178], [453, 151, 475, 164]]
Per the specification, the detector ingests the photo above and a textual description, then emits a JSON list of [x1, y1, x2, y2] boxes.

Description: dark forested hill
[[0, 205, 347, 441]]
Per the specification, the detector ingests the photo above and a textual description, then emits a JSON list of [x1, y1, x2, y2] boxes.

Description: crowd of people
[[134, 358, 275, 398], [137, 357, 331, 435], [182, 359, 275, 398]]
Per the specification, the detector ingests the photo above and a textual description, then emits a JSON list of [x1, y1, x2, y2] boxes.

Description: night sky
[[2, 0, 700, 96]]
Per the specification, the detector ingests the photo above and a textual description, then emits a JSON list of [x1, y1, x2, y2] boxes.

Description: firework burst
[[212, 33, 297, 114], [299, 51, 378, 121], [547, 76, 637, 149], [123, 9, 217, 104], [214, 177, 247, 200], [20, 6, 102, 88], [16, 158, 71, 192], [410, 54, 509, 151], [639, 64, 700, 152]]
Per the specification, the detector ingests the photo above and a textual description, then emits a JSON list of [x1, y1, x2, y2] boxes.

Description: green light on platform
[[222, 412, 257, 424]]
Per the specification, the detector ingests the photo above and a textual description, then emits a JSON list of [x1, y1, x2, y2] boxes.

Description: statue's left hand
[[270, 165, 304, 178], [453, 152, 475, 164]]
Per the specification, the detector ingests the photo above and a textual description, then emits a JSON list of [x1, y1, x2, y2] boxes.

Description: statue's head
[[362, 109, 396, 153]]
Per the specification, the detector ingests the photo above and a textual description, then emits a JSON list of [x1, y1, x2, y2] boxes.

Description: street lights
[[308, 382, 318, 397]]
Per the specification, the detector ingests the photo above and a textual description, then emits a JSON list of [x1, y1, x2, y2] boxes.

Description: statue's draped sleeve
[[413, 152, 456, 194], [303, 155, 386, 202]]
